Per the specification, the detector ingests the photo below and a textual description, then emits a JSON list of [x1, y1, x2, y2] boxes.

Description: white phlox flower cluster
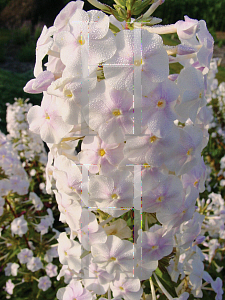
[[0, 131, 29, 198], [6, 98, 47, 165], [0, 115, 60, 295], [24, 1, 223, 299]]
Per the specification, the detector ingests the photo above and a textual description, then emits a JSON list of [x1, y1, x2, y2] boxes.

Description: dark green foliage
[[0, 68, 42, 134], [12, 26, 31, 46], [0, 0, 11, 11], [18, 41, 36, 62], [153, 0, 225, 31], [0, 42, 6, 63]]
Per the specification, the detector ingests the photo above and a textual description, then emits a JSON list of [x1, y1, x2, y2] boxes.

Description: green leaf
[[0, 166, 9, 179], [114, 0, 126, 7], [132, 0, 153, 16], [109, 22, 121, 33], [154, 267, 178, 298]]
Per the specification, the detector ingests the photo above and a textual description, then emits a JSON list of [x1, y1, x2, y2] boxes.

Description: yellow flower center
[[69, 186, 76, 192], [78, 36, 85, 45], [112, 109, 121, 117], [45, 112, 50, 120], [187, 147, 193, 155], [157, 99, 166, 109], [143, 163, 151, 168], [156, 196, 164, 202], [134, 59, 142, 67], [119, 286, 124, 290], [150, 136, 158, 143], [110, 256, 116, 261], [194, 180, 198, 186], [99, 149, 106, 156], [111, 193, 118, 200], [64, 89, 73, 98], [152, 245, 159, 250]]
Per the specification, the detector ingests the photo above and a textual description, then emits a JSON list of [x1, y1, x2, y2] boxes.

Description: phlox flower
[[54, 191, 81, 231], [4, 279, 15, 295], [133, 257, 158, 281], [17, 248, 33, 264], [11, 215, 28, 237], [176, 212, 205, 249], [23, 70, 55, 94], [54, 1, 84, 32], [29, 192, 43, 211], [78, 135, 124, 174], [207, 239, 220, 263], [83, 261, 114, 294], [141, 79, 179, 138], [194, 20, 214, 71], [82, 81, 135, 144], [89, 169, 134, 217], [53, 155, 82, 199], [27, 256, 43, 272], [133, 165, 167, 193], [44, 245, 59, 263], [103, 28, 169, 95], [164, 124, 204, 175], [157, 186, 198, 229], [57, 232, 81, 272], [175, 16, 213, 71], [173, 292, 189, 300], [187, 257, 204, 297], [54, 8, 116, 76], [134, 174, 184, 214], [9, 177, 29, 195], [110, 272, 143, 300], [27, 92, 73, 144], [91, 235, 136, 274], [137, 225, 173, 262], [38, 276, 52, 291], [45, 263, 58, 278], [181, 157, 206, 192], [57, 279, 92, 300], [123, 126, 180, 168], [175, 66, 206, 123], [0, 179, 11, 197], [212, 277, 223, 300], [47, 77, 91, 125], [35, 209, 54, 235], [76, 210, 107, 251], [175, 16, 199, 41], [34, 25, 57, 77], [36, 219, 50, 235], [5, 263, 19, 276], [57, 265, 73, 284]]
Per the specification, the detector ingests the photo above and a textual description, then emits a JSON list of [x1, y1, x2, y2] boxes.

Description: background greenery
[[0, 0, 225, 31]]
